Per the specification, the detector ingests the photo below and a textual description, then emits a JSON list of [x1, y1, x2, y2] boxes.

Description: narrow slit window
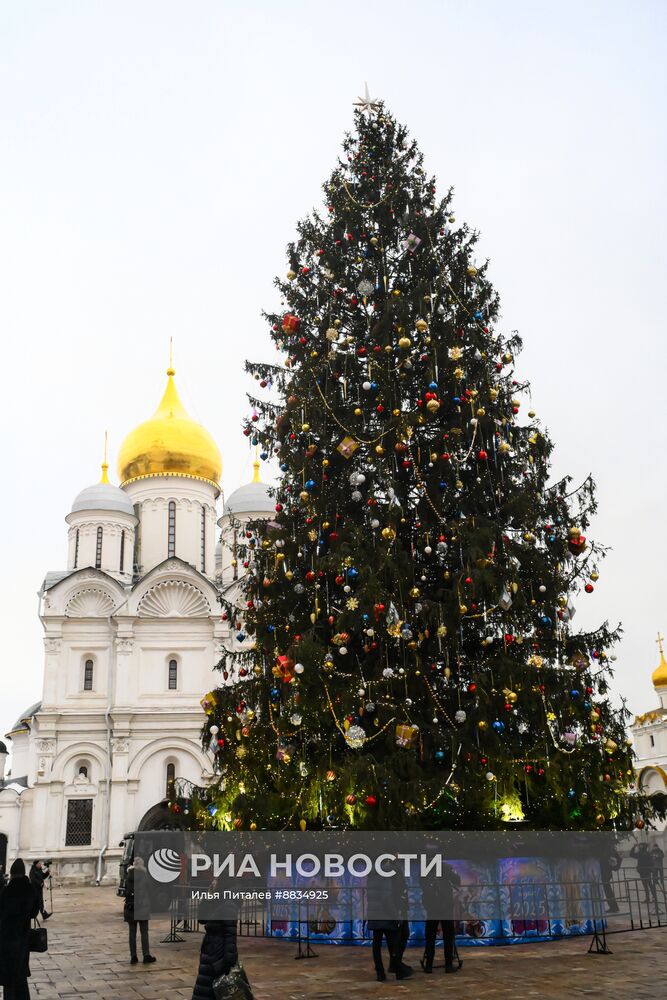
[[84, 659, 94, 691], [74, 528, 80, 568], [201, 505, 206, 573], [168, 658, 178, 690], [168, 501, 176, 558], [119, 530, 125, 572], [95, 527, 103, 569], [166, 762, 175, 796]]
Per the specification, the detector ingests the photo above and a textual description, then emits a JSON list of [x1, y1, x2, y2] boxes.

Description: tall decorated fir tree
[[202, 100, 641, 832]]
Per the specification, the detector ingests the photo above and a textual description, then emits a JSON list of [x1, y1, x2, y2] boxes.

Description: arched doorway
[[0, 833, 7, 875], [137, 800, 194, 831]]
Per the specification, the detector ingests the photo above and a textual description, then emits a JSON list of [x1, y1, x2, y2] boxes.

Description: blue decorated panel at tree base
[[265, 855, 602, 946]]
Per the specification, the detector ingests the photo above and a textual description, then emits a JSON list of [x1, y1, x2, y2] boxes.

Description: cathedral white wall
[[123, 477, 218, 577], [65, 511, 137, 583]]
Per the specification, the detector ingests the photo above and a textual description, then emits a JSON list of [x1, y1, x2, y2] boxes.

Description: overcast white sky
[[1, 1, 665, 743]]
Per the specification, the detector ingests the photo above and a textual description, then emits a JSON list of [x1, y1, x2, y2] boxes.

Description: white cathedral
[[0, 364, 273, 880]]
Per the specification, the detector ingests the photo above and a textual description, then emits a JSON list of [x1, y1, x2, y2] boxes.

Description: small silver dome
[[223, 480, 273, 516], [71, 482, 135, 516], [9, 701, 42, 733]]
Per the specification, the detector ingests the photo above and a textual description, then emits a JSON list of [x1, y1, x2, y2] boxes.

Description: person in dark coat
[[191, 920, 239, 999], [420, 859, 461, 974], [123, 858, 156, 965], [630, 842, 659, 908], [28, 861, 51, 920], [0, 858, 40, 1000], [365, 869, 412, 981]]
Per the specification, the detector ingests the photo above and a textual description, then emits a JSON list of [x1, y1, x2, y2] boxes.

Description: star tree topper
[[354, 82, 381, 115]]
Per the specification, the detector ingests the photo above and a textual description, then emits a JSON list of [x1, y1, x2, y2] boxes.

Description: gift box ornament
[[281, 313, 301, 334], [402, 232, 422, 253], [337, 436, 360, 459], [395, 723, 420, 748], [201, 691, 218, 714]]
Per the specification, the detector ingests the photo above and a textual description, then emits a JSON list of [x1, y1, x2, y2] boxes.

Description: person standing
[[630, 842, 659, 909], [650, 843, 665, 896], [0, 858, 40, 1000], [192, 919, 239, 999], [366, 869, 412, 981], [28, 861, 51, 920], [123, 858, 156, 965], [420, 859, 461, 974]]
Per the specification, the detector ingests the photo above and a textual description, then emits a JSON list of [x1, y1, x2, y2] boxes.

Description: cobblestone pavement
[[21, 885, 666, 1000]]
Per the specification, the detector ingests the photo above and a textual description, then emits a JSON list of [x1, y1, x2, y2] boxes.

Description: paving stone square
[[19, 884, 667, 1000]]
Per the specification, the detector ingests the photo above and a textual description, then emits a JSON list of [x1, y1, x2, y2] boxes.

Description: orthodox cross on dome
[[354, 82, 381, 115], [657, 633, 665, 657], [100, 430, 110, 483], [168, 336, 175, 376]]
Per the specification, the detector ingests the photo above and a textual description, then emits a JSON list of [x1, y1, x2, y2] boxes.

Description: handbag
[[29, 917, 48, 953], [212, 962, 255, 1000]]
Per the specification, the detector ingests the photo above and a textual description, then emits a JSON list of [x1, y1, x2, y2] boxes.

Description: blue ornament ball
[[305, 479, 316, 491], [492, 720, 505, 734], [348, 568, 359, 580], [429, 381, 438, 391], [570, 689, 580, 699]]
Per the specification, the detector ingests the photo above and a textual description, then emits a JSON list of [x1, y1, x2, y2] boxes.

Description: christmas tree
[[203, 100, 641, 832]]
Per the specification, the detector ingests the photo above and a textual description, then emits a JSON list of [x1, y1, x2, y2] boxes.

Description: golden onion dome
[[117, 366, 222, 489], [653, 635, 667, 688]]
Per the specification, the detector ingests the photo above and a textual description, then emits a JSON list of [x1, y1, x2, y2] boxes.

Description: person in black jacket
[[0, 858, 40, 1000], [123, 858, 156, 965], [28, 861, 51, 920], [366, 869, 412, 981], [420, 860, 461, 974], [191, 920, 239, 999]]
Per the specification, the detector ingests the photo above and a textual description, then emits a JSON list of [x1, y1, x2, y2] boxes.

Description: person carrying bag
[[0, 858, 41, 1000]]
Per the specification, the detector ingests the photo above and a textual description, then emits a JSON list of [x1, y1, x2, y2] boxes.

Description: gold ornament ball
[[467, 265, 478, 277], [354, 407, 362, 416], [287, 270, 297, 280], [322, 521, 330, 529], [322, 458, 329, 467], [507, 691, 518, 704], [426, 399, 440, 414], [392, 289, 401, 298], [393, 408, 401, 417], [459, 604, 468, 614], [478, 720, 489, 731], [253, 665, 262, 676], [415, 319, 428, 332], [381, 526, 396, 540], [370, 236, 379, 246], [375, 445, 385, 456], [448, 215, 456, 223], [302, 423, 310, 432], [276, 552, 285, 561], [409, 586, 421, 598], [528, 410, 536, 418], [595, 813, 605, 826], [591, 572, 599, 582], [384, 345, 393, 354], [250, 822, 257, 831], [398, 336, 412, 349], [299, 491, 310, 502]]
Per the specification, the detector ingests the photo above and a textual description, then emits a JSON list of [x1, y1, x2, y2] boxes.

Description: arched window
[[74, 528, 80, 569], [168, 658, 178, 690], [95, 527, 103, 569], [84, 659, 94, 691], [201, 505, 206, 573], [165, 761, 175, 797], [119, 530, 125, 572], [168, 501, 176, 558]]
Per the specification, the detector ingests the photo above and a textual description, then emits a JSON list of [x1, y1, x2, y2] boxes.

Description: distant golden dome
[[118, 367, 221, 489], [653, 643, 667, 688]]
